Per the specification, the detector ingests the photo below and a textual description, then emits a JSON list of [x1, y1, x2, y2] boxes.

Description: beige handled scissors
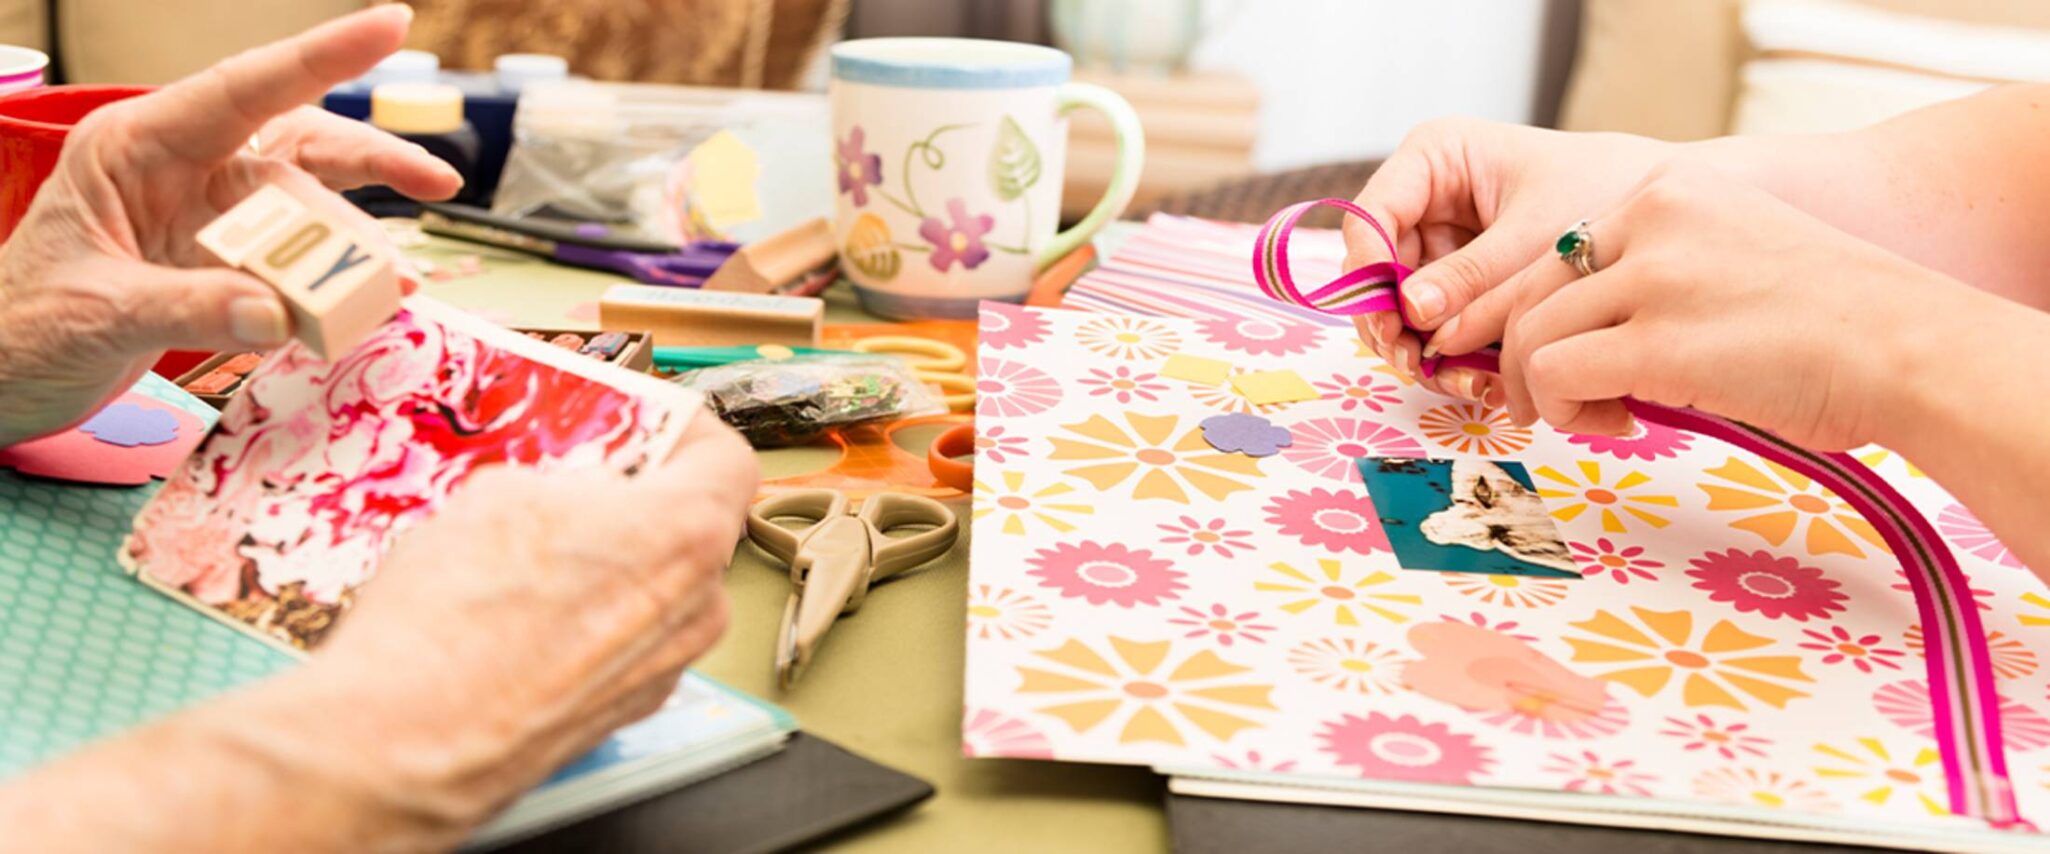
[[745, 489, 960, 688]]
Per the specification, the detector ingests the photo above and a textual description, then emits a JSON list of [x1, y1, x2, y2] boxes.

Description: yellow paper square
[[1231, 370, 1319, 405], [684, 130, 764, 229], [1160, 353, 1231, 386]]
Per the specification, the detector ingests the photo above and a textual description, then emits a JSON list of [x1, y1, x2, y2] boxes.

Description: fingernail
[[390, 3, 415, 23], [1404, 282, 1445, 324], [1423, 316, 1460, 358], [230, 297, 289, 346]]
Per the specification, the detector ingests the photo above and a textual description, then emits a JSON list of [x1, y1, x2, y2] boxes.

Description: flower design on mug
[[835, 126, 884, 206], [921, 198, 995, 271]]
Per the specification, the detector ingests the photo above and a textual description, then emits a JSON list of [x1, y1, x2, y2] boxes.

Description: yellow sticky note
[[1231, 370, 1319, 405], [684, 130, 763, 229], [1160, 353, 1231, 386]]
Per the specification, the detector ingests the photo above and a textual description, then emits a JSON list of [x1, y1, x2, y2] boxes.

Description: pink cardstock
[[0, 394, 207, 486], [120, 297, 701, 652]]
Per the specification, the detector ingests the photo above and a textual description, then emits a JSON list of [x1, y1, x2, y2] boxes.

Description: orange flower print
[[1016, 637, 1276, 746], [1533, 461, 1677, 534], [1256, 559, 1421, 626], [1048, 413, 1262, 504], [2022, 592, 2050, 628], [1077, 316, 1181, 360], [967, 585, 1052, 641], [1904, 625, 2036, 680], [1564, 607, 1814, 710], [1813, 738, 1947, 815], [1419, 402, 1532, 456], [1443, 573, 1572, 608], [1697, 457, 1887, 558], [1287, 637, 1405, 695], [974, 471, 1093, 536], [1694, 767, 1840, 813]]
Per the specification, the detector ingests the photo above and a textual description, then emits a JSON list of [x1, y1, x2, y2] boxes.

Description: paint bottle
[[351, 82, 482, 214]]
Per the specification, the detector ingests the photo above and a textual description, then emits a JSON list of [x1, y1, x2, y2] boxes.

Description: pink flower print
[[1685, 548, 1847, 621], [1659, 714, 1771, 760], [1542, 750, 1657, 797], [835, 126, 883, 207], [1938, 503, 2023, 569], [975, 425, 1031, 464], [977, 359, 1062, 418], [1889, 568, 1993, 611], [1315, 372, 1403, 414], [1168, 603, 1276, 647], [1566, 419, 1693, 461], [1570, 538, 1663, 584], [1028, 540, 1186, 607], [1797, 625, 1905, 674], [1157, 515, 1254, 558], [962, 708, 1055, 759], [1263, 487, 1389, 555], [1211, 750, 1297, 773], [1193, 316, 1320, 356], [1080, 365, 1169, 405], [1439, 611, 1538, 643], [921, 198, 994, 271], [1317, 713, 1494, 784], [980, 302, 1049, 350], [1282, 418, 1425, 483], [1873, 680, 2050, 750]]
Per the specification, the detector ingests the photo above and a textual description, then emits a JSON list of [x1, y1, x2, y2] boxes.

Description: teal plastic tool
[[650, 344, 866, 371]]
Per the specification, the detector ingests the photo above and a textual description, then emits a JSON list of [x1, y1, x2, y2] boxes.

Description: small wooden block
[[201, 183, 401, 360], [195, 184, 306, 267], [1160, 353, 1231, 386], [599, 284, 822, 348], [200, 184, 402, 361], [701, 217, 834, 294], [1230, 370, 1319, 405]]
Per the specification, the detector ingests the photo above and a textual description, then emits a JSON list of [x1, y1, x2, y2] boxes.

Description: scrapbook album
[[960, 217, 2050, 851]]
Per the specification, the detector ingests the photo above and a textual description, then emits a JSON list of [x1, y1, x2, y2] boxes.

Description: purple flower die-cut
[[836, 126, 884, 207], [79, 403, 181, 447], [1200, 413, 1292, 457]]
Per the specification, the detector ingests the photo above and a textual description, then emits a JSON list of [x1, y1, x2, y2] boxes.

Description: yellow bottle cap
[[370, 82, 464, 135]]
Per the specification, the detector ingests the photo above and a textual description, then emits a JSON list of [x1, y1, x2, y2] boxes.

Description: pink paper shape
[[0, 394, 205, 486]]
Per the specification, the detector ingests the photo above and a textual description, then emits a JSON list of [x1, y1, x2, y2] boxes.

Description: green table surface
[[411, 224, 1169, 853]]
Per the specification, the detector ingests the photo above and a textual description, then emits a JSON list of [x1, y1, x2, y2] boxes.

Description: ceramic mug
[[829, 38, 1143, 319], [0, 45, 47, 96]]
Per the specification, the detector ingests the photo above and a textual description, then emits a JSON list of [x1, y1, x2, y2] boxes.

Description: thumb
[[1399, 225, 1540, 331], [112, 259, 292, 352]]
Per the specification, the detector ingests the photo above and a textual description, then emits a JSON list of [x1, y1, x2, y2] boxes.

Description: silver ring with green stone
[[1556, 220, 1597, 276]]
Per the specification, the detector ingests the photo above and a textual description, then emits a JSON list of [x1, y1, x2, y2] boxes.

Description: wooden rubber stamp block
[[197, 184, 401, 361], [599, 284, 822, 347]]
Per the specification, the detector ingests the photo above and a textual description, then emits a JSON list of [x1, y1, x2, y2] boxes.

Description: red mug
[[0, 84, 152, 243]]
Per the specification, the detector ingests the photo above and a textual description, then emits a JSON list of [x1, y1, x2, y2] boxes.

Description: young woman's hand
[[1342, 118, 1675, 398], [1427, 166, 1961, 453]]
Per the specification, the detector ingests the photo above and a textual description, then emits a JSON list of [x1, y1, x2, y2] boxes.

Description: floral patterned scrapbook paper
[[121, 297, 700, 652], [963, 303, 2050, 829]]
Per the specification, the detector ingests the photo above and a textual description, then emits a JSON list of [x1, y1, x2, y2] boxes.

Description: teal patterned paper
[[0, 375, 292, 776]]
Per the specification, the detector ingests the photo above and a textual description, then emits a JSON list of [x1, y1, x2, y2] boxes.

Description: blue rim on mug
[[831, 38, 1072, 90], [852, 287, 1022, 321]]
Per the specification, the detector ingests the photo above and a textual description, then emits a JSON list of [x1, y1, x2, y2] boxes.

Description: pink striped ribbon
[[1254, 197, 2024, 827]]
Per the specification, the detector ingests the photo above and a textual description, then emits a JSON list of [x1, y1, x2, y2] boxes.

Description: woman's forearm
[[1689, 84, 2050, 310], [0, 662, 483, 852], [1885, 285, 2050, 582]]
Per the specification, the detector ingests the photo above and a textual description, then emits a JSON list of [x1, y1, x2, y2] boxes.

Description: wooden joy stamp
[[196, 185, 401, 360]]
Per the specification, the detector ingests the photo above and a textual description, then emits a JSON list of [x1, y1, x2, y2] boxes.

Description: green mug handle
[[1040, 81, 1145, 270]]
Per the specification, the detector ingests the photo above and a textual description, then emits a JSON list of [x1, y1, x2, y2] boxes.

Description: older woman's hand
[[0, 5, 458, 446]]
